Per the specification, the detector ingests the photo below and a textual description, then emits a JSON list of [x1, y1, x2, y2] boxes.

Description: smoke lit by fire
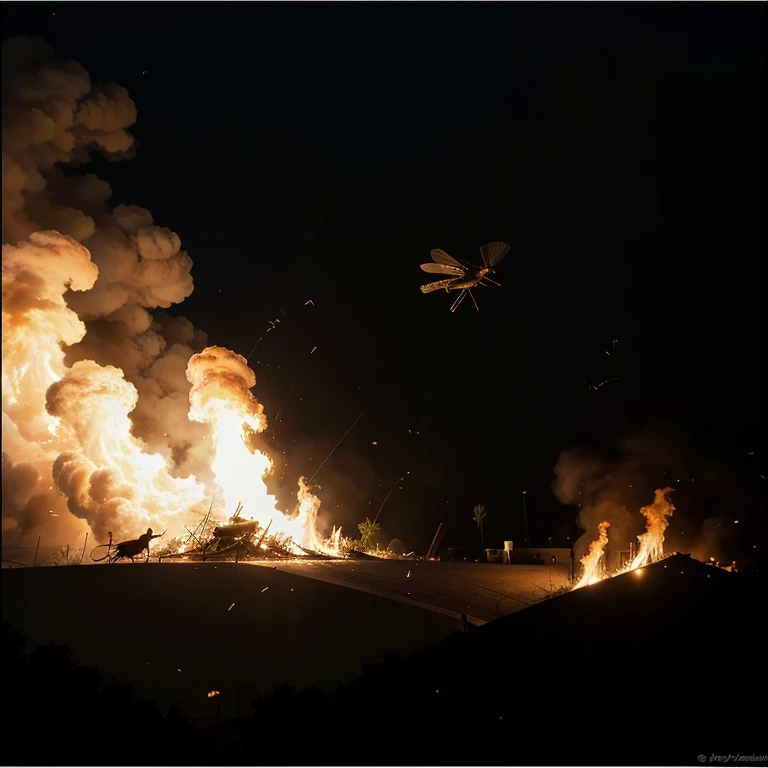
[[1, 37, 341, 555]]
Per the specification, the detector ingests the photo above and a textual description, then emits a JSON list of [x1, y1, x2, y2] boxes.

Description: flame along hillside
[[572, 486, 677, 589]]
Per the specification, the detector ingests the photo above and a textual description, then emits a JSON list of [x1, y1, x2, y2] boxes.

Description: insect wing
[[420, 262, 465, 276], [479, 241, 511, 268], [430, 249, 465, 268]]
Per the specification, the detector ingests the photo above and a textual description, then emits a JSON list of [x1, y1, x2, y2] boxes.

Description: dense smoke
[[1, 36, 210, 545]]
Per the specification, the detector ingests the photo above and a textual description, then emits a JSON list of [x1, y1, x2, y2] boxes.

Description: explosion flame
[[1, 37, 341, 556]]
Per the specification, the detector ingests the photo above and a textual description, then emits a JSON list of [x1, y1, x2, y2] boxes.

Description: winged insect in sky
[[420, 242, 510, 312]]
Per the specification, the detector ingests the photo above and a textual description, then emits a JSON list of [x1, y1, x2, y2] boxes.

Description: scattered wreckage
[[92, 502, 382, 564]]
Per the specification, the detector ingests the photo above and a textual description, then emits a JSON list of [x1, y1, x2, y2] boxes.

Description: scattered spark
[[261, 587, 269, 593], [734, 520, 739, 524], [311, 346, 317, 354], [406, 570, 411, 578], [747, 451, 754, 455], [586, 378, 619, 391], [605, 351, 611, 356], [48, 510, 58, 516], [227, 603, 235, 611], [142, 69, 149, 75], [207, 690, 220, 698], [177, 669, 182, 673], [372, 441, 378, 445], [305, 300, 314, 306]]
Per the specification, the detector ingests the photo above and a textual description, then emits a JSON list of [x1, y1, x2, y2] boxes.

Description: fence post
[[33, 535, 41, 567]]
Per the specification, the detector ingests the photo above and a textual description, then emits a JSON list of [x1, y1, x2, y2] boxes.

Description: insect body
[[420, 241, 510, 311]]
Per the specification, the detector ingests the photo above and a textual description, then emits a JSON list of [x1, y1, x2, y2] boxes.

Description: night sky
[[2, 2, 763, 558]]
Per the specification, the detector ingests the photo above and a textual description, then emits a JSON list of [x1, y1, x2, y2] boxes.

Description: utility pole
[[522, 491, 529, 545]]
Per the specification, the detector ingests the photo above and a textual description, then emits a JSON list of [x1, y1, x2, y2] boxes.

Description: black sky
[[2, 2, 763, 558]]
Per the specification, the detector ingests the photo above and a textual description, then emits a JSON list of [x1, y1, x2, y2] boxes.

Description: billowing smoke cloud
[[2, 35, 136, 244], [2, 35, 208, 546]]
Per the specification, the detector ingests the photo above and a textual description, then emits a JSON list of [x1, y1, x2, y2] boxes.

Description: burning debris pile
[[159, 502, 346, 562]]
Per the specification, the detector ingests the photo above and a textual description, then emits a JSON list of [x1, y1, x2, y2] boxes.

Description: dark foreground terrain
[[2, 554, 765, 766]]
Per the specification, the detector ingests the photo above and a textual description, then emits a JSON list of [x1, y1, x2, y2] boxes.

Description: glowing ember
[[573, 520, 610, 589]]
